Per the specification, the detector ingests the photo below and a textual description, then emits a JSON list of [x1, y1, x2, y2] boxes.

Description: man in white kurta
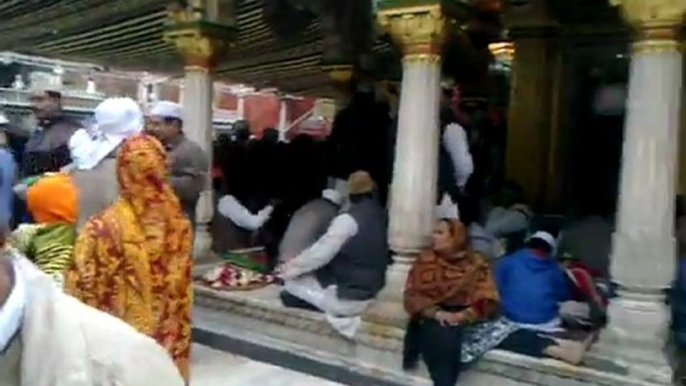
[[0, 241, 184, 386], [278, 171, 389, 338]]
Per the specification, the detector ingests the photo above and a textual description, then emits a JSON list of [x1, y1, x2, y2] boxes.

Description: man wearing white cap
[[147, 101, 209, 225], [70, 97, 143, 229], [495, 230, 597, 364]]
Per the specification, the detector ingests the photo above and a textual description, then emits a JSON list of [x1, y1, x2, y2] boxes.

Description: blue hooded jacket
[[496, 248, 572, 325]]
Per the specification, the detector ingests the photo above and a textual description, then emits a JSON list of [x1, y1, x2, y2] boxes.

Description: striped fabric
[[10, 223, 76, 285]]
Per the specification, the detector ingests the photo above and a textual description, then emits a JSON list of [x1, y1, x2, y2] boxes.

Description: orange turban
[[26, 173, 79, 224]]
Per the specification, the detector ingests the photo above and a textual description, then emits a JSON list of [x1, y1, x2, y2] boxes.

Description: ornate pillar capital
[[163, 2, 236, 70], [377, 2, 447, 58], [164, 29, 226, 70], [610, 0, 686, 41]]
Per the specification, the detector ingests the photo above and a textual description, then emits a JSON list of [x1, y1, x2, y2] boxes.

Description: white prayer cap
[[70, 97, 143, 171], [0, 113, 8, 125], [94, 97, 143, 137], [321, 189, 343, 206], [150, 100, 182, 120], [528, 231, 557, 251], [435, 193, 459, 220]]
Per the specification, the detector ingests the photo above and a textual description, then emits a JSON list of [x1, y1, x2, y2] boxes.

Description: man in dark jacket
[[147, 101, 209, 225], [278, 171, 389, 337], [23, 89, 79, 177]]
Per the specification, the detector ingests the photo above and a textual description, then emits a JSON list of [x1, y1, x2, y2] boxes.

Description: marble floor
[[191, 344, 346, 386]]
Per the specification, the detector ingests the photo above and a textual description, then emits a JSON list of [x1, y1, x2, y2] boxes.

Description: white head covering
[[68, 129, 100, 170], [321, 189, 343, 206], [435, 193, 459, 219], [150, 101, 182, 120], [528, 231, 558, 252], [69, 97, 143, 171]]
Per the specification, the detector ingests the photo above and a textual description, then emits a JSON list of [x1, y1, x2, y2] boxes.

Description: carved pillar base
[[597, 292, 672, 384]]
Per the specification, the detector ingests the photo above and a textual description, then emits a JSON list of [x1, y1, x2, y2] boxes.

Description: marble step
[[192, 283, 665, 386]]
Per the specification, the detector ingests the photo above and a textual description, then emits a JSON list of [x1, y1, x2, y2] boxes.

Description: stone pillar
[[374, 3, 446, 318], [182, 67, 215, 259], [277, 98, 288, 142], [136, 79, 148, 105], [603, 1, 686, 382], [237, 95, 245, 119], [164, 6, 234, 260]]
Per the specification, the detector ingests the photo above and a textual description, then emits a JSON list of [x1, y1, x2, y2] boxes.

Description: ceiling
[[5, 1, 625, 97], [0, 0, 398, 96]]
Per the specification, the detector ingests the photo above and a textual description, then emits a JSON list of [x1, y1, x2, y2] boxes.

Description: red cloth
[[567, 267, 607, 307]]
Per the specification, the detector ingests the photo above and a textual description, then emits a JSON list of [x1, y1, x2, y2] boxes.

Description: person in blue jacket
[[495, 230, 594, 364], [496, 230, 571, 326]]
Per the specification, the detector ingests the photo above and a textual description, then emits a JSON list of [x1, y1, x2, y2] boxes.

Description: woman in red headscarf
[[65, 134, 193, 381]]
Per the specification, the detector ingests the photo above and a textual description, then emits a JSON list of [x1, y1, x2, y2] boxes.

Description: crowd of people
[[202, 84, 616, 386], [0, 83, 632, 386], [0, 90, 204, 385]]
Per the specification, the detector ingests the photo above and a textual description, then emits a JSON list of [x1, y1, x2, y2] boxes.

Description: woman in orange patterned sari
[[65, 134, 193, 381]]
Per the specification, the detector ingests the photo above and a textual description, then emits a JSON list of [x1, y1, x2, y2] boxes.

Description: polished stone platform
[[192, 344, 345, 385], [192, 280, 666, 386]]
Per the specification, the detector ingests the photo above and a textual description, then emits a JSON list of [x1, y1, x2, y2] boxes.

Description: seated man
[[211, 192, 274, 269], [278, 171, 389, 338], [496, 231, 594, 364], [278, 188, 344, 264], [201, 191, 276, 289], [483, 190, 532, 256]]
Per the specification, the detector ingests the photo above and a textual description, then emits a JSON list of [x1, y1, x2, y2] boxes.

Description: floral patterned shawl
[[404, 220, 500, 322], [65, 134, 193, 380]]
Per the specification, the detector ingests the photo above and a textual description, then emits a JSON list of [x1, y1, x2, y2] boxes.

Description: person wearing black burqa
[[328, 86, 393, 205]]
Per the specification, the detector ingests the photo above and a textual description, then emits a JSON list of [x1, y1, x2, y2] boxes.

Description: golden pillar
[[503, 0, 566, 211], [504, 30, 565, 211]]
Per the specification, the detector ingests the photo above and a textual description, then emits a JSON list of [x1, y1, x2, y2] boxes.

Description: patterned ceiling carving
[[0, 0, 614, 95]]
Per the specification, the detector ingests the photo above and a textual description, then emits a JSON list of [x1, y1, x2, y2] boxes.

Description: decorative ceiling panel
[[0, 0, 359, 95]]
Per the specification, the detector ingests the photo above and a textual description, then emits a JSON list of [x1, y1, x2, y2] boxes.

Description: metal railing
[[283, 106, 316, 134], [0, 87, 104, 113]]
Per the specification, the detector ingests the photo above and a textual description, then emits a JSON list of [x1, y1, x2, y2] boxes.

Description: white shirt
[[280, 214, 358, 280], [442, 123, 473, 189], [0, 259, 25, 352], [217, 195, 274, 231]]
